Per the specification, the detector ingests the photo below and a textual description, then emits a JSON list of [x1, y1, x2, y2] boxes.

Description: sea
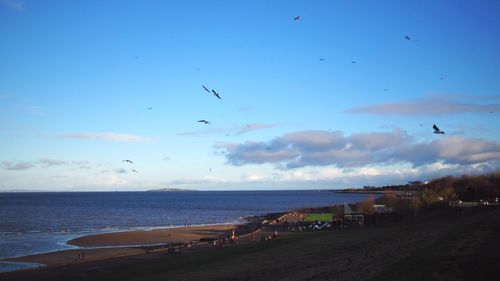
[[0, 190, 370, 272]]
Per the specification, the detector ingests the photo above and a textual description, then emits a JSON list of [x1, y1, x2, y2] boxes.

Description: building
[[343, 202, 364, 226]]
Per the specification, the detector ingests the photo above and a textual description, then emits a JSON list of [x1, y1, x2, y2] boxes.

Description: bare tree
[[359, 195, 376, 225]]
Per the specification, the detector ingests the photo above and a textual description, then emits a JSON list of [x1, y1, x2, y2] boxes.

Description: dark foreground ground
[[2, 206, 499, 281]]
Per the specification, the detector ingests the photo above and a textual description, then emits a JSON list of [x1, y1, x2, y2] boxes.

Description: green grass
[[303, 213, 334, 222]]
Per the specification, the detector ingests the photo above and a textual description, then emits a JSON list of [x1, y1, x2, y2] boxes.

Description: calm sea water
[[0, 190, 368, 272]]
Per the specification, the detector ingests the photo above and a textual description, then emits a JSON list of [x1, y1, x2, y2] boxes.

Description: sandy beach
[[5, 223, 260, 268], [68, 224, 237, 247]]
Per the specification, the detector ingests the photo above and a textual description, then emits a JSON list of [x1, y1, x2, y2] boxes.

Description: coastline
[[1, 206, 498, 281], [1, 215, 268, 270], [334, 190, 397, 194], [0, 193, 369, 274]]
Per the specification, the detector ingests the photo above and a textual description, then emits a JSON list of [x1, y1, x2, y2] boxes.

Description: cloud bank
[[217, 129, 500, 169]]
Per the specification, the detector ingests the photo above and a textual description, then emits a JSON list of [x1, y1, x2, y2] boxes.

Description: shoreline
[[1, 216, 269, 271], [0, 200, 362, 273]]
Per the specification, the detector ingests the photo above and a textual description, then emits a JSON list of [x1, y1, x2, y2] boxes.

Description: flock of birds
[[195, 85, 223, 125], [123, 15, 452, 175], [202, 85, 222, 99]]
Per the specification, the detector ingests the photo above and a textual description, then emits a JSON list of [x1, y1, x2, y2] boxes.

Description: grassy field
[[3, 207, 499, 281], [303, 213, 334, 222]]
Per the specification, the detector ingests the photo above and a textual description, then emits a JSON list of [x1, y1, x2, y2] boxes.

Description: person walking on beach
[[231, 229, 237, 244]]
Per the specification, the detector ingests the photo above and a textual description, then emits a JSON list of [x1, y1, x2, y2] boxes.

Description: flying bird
[[419, 123, 424, 127], [319, 58, 326, 61], [197, 120, 211, 125], [294, 16, 300, 21], [211, 89, 221, 99], [440, 76, 446, 80], [148, 107, 152, 110], [383, 88, 388, 92], [405, 35, 411, 40], [202, 85, 210, 93], [131, 169, 138, 173], [433, 124, 445, 134], [351, 61, 357, 64], [122, 160, 133, 164]]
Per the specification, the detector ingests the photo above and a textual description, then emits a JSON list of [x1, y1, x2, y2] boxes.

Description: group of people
[[259, 230, 279, 242], [213, 230, 238, 248]]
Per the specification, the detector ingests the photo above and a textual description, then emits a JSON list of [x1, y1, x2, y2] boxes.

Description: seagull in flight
[[319, 58, 326, 61], [351, 61, 357, 64], [405, 35, 411, 40], [433, 124, 445, 134], [211, 89, 221, 99], [131, 169, 138, 173], [294, 16, 300, 21], [122, 160, 133, 164], [202, 85, 210, 93], [198, 120, 211, 125]]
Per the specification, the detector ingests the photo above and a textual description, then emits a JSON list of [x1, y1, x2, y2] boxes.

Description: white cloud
[[178, 123, 280, 137], [1, 161, 34, 170], [113, 168, 128, 174], [177, 128, 227, 137], [347, 95, 500, 116], [39, 159, 67, 167], [57, 132, 148, 142]]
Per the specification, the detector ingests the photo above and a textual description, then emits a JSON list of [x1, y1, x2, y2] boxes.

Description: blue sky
[[1, 0, 499, 191]]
